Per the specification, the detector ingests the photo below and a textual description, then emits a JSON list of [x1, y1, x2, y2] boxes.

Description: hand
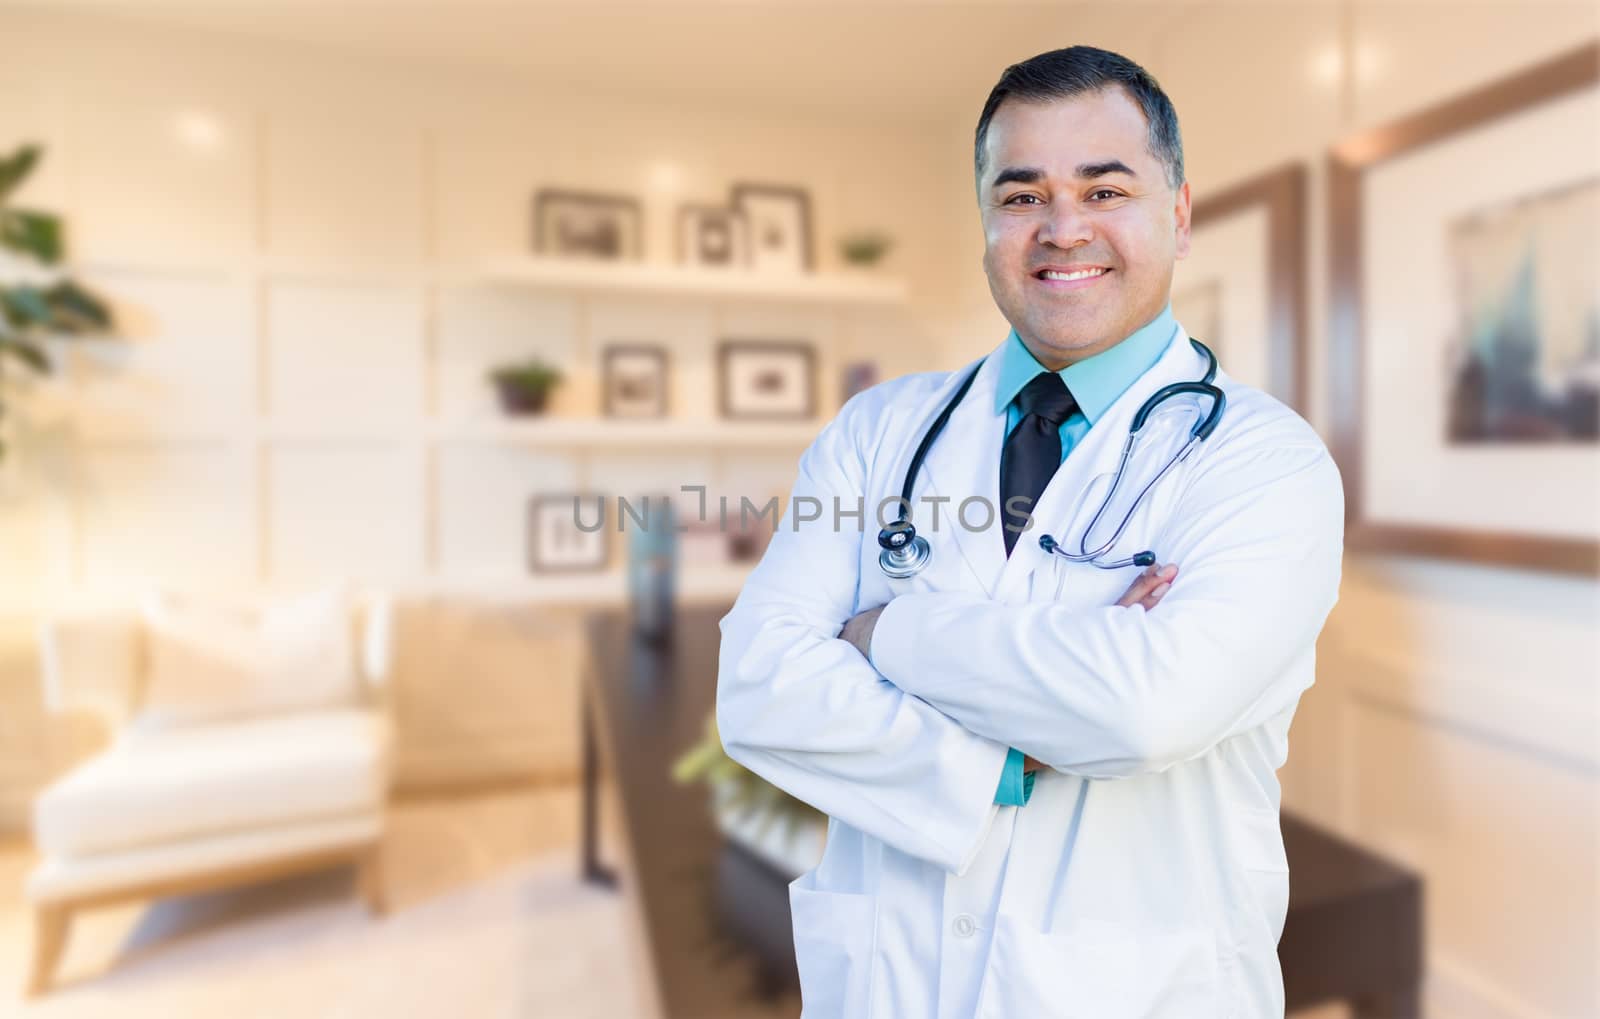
[[1115, 562, 1178, 610], [839, 605, 885, 660], [1023, 563, 1179, 774]]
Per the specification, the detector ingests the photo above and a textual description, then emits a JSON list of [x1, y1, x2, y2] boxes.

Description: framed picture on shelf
[[677, 204, 750, 268], [602, 344, 669, 418], [1172, 162, 1307, 411], [1328, 42, 1599, 573], [533, 189, 643, 260], [840, 361, 879, 405], [717, 340, 816, 420], [731, 183, 813, 274], [527, 494, 609, 572]]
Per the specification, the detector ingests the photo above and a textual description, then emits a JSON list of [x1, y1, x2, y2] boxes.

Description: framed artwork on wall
[[1173, 162, 1307, 411], [1328, 42, 1599, 574], [601, 344, 669, 419], [533, 189, 643, 260], [676, 204, 750, 268], [527, 494, 609, 572], [731, 183, 813, 274], [717, 340, 816, 420]]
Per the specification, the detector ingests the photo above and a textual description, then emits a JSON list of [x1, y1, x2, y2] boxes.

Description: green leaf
[[1, 287, 52, 328], [0, 337, 50, 375], [0, 144, 41, 205], [0, 209, 62, 263], [45, 280, 110, 330]]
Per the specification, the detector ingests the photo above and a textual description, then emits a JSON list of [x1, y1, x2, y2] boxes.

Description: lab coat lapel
[[993, 323, 1203, 603], [918, 342, 1008, 597]]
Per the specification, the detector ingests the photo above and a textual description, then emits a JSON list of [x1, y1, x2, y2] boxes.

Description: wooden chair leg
[[25, 903, 72, 998], [357, 843, 386, 916]]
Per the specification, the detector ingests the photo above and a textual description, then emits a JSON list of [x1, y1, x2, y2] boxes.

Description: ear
[[1173, 181, 1193, 260]]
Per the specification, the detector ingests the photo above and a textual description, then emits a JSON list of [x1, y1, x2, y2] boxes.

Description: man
[[717, 46, 1343, 1018]]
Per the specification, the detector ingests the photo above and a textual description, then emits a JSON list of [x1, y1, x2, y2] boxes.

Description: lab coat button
[[953, 913, 976, 938]]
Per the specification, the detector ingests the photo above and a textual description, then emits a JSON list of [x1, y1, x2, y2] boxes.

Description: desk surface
[[584, 606, 787, 1018], [583, 605, 1422, 1018]]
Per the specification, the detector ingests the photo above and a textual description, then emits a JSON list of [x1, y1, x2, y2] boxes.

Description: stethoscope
[[876, 336, 1225, 578]]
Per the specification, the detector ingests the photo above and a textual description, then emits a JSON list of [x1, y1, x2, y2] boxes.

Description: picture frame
[[1328, 42, 1599, 574], [1174, 162, 1308, 411], [601, 344, 669, 419], [717, 340, 816, 421], [841, 361, 879, 405], [533, 188, 643, 261], [527, 493, 609, 573], [731, 183, 813, 274], [677, 204, 750, 268]]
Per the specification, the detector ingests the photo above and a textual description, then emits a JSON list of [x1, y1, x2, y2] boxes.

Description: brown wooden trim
[[1191, 162, 1308, 412], [1327, 42, 1600, 574], [1331, 42, 1599, 166]]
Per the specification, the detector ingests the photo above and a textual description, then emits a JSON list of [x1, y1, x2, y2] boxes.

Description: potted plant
[[0, 144, 114, 466], [673, 713, 826, 878], [837, 231, 894, 269], [487, 357, 563, 416]]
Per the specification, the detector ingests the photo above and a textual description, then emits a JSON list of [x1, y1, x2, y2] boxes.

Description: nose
[[1037, 197, 1093, 250]]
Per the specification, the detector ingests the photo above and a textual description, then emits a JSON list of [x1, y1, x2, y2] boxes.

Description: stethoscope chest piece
[[878, 520, 932, 579]]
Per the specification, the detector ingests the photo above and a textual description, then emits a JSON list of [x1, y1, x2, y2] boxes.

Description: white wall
[[0, 10, 971, 807], [0, 5, 1596, 1016]]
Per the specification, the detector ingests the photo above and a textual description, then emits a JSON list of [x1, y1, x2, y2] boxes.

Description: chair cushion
[[137, 584, 361, 729], [33, 709, 389, 858]]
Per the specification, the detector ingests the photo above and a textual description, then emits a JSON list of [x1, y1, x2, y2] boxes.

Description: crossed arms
[[715, 403, 1344, 874]]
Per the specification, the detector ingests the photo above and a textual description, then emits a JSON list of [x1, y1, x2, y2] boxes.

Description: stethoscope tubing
[[878, 336, 1223, 577]]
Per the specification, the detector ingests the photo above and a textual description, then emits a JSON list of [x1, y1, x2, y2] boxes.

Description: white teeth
[[1041, 268, 1107, 282]]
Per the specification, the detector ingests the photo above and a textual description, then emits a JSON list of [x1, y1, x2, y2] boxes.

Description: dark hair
[[974, 46, 1185, 190]]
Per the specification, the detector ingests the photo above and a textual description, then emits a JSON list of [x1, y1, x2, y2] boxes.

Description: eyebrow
[[989, 160, 1139, 189]]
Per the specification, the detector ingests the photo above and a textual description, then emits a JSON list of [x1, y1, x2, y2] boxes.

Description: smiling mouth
[[1035, 267, 1110, 282]]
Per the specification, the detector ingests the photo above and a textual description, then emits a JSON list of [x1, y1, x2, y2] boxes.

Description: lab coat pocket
[[984, 916, 1219, 1019], [1235, 805, 1290, 944], [789, 876, 878, 1018]]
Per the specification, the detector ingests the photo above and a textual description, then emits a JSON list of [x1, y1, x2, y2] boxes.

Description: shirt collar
[[993, 303, 1177, 425]]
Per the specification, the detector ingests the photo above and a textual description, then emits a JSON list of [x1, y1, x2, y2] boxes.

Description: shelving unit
[[481, 255, 909, 306], [434, 417, 821, 449]]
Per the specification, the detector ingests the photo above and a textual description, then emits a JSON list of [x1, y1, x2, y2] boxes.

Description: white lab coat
[[716, 322, 1345, 1019]]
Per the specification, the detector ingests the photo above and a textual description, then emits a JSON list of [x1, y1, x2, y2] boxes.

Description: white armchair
[[24, 586, 394, 996]]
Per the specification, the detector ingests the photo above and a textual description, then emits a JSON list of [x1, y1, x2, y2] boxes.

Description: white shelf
[[482, 255, 907, 306], [434, 417, 821, 449]]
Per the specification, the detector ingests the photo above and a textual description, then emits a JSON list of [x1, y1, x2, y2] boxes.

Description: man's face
[[978, 88, 1191, 370]]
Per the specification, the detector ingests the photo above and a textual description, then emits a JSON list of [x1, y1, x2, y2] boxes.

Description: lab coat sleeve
[[868, 438, 1344, 779], [717, 394, 1013, 876]]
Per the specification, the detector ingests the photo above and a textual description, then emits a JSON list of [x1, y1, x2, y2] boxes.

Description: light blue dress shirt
[[992, 303, 1177, 806]]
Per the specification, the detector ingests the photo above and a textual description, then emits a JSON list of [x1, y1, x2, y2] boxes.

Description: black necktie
[[999, 371, 1078, 556]]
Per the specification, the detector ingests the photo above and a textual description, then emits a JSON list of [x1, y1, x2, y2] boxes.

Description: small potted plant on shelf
[[487, 357, 563, 416], [838, 231, 894, 269], [673, 713, 826, 878]]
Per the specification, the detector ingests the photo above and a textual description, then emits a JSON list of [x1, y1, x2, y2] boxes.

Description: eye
[[1089, 188, 1123, 201], [1003, 193, 1042, 206]]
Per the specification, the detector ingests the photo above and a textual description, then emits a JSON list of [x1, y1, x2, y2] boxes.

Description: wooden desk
[[582, 606, 1424, 1018]]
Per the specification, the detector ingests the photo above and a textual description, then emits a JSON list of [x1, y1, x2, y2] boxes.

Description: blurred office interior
[[0, 1, 1595, 1016]]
